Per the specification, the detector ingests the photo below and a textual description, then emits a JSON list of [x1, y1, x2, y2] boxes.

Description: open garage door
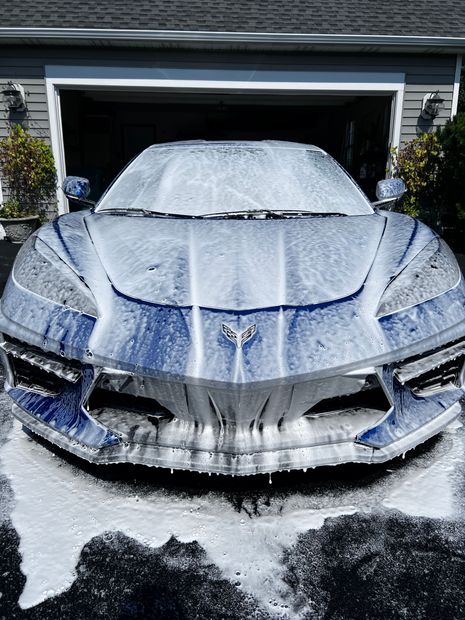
[[60, 89, 392, 205]]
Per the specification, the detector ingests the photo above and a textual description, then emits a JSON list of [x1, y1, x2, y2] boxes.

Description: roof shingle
[[1, 0, 465, 38]]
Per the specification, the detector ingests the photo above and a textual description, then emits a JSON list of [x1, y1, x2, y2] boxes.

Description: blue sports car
[[1, 141, 464, 475]]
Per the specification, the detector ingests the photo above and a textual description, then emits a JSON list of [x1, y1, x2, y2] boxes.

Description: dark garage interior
[[60, 89, 392, 203]]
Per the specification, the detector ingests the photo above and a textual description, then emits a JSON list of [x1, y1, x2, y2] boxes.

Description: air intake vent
[[406, 357, 465, 396], [1, 336, 82, 395], [87, 387, 175, 421], [305, 376, 390, 418], [395, 338, 465, 396], [8, 356, 69, 396]]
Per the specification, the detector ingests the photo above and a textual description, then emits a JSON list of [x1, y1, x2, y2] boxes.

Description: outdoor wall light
[[2, 82, 26, 112], [421, 91, 445, 120]]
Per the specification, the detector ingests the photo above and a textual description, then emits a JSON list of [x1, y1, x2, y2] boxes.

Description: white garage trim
[[45, 65, 405, 213], [451, 54, 463, 118]]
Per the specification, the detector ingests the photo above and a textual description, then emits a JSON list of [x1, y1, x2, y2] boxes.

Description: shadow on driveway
[[0, 241, 20, 294]]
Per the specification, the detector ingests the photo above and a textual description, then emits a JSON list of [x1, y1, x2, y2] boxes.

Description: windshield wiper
[[96, 208, 202, 219], [97, 207, 347, 220], [201, 209, 347, 219]]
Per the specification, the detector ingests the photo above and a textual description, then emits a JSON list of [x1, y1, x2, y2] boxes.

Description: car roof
[[146, 140, 326, 153]]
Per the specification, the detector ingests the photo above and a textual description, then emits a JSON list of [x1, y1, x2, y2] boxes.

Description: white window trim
[[45, 65, 405, 214], [451, 54, 463, 118]]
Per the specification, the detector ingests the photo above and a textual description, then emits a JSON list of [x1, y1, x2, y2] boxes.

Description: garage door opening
[[60, 89, 392, 204]]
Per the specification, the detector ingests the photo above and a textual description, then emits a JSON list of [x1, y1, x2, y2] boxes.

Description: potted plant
[[0, 124, 57, 243]]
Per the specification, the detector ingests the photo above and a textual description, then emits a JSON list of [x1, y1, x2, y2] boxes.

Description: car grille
[[87, 369, 391, 429], [6, 335, 464, 426]]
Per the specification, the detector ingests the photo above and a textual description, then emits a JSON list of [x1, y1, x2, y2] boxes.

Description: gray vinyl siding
[[0, 47, 459, 148], [0, 52, 50, 143]]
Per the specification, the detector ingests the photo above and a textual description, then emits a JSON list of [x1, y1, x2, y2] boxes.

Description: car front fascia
[[1, 274, 465, 474]]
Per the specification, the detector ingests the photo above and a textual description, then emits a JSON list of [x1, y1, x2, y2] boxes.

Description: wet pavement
[[1, 379, 465, 619]]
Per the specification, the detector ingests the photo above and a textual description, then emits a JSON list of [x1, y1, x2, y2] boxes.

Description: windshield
[[96, 141, 373, 217]]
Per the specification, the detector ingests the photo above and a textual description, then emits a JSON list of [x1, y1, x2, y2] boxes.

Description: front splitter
[[11, 401, 462, 475]]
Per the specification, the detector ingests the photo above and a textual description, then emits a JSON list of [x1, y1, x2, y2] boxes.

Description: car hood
[[7, 209, 459, 385], [83, 213, 386, 310]]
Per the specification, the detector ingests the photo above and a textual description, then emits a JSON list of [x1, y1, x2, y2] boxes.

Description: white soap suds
[[85, 215, 385, 311], [0, 422, 355, 615], [382, 419, 464, 518], [1, 416, 463, 616], [96, 142, 373, 218]]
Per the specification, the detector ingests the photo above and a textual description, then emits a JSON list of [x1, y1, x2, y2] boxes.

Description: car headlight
[[377, 237, 461, 317], [12, 235, 98, 317]]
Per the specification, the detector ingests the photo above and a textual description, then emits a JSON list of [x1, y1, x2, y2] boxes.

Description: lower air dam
[[7, 351, 465, 476]]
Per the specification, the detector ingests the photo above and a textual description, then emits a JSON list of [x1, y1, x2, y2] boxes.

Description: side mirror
[[62, 176, 94, 206], [373, 178, 406, 208]]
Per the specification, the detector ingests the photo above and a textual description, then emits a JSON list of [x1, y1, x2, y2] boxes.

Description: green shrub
[[391, 132, 441, 225], [437, 112, 465, 224], [0, 124, 57, 218]]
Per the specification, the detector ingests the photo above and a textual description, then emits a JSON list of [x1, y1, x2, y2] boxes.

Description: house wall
[[0, 46, 458, 147]]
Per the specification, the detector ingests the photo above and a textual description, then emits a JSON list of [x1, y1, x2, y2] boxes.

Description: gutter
[[1, 28, 465, 49]]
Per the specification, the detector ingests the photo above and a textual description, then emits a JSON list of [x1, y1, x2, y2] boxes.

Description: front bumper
[[3, 336, 465, 475]]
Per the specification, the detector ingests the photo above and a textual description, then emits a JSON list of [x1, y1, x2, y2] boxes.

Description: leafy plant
[[0, 124, 57, 218], [391, 132, 441, 225], [0, 198, 26, 218], [437, 112, 465, 222]]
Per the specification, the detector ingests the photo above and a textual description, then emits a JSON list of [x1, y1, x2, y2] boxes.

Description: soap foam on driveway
[[1, 379, 464, 617]]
